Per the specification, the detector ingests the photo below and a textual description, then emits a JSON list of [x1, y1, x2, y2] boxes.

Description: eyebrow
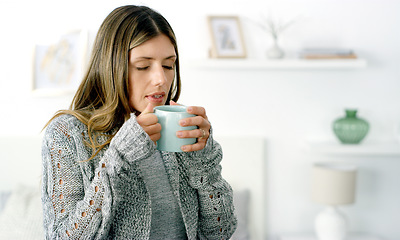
[[133, 55, 177, 61]]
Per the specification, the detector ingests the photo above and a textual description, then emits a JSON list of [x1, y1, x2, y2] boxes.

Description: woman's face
[[128, 34, 176, 113]]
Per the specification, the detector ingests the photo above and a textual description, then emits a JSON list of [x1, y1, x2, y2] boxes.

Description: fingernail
[[180, 120, 186, 126], [187, 107, 193, 112], [176, 131, 182, 137], [181, 146, 187, 151]]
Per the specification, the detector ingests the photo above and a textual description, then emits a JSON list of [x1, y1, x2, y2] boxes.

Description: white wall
[[1, 0, 399, 239]]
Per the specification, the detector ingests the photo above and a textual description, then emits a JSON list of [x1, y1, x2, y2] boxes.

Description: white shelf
[[183, 58, 367, 70], [306, 140, 400, 157]]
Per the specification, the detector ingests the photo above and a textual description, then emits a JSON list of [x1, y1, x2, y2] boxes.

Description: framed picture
[[33, 29, 88, 96], [208, 16, 246, 58]]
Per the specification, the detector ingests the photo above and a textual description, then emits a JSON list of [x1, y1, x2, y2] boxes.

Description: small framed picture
[[208, 16, 246, 58], [32, 29, 88, 96]]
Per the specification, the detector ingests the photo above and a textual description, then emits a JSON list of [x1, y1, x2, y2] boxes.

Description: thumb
[[139, 102, 156, 116], [169, 100, 181, 106]]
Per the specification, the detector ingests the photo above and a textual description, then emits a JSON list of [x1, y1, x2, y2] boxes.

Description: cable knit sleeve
[[177, 130, 238, 240], [41, 114, 155, 239]]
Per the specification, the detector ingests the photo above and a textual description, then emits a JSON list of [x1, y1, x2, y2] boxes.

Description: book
[[299, 48, 357, 59]]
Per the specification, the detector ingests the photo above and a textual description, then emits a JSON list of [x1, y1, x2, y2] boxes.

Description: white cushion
[[0, 184, 43, 240], [230, 189, 251, 240]]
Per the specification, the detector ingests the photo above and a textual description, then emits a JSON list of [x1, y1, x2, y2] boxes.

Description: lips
[[146, 92, 166, 103]]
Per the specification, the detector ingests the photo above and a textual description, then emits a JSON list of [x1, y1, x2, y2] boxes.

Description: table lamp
[[312, 163, 357, 240]]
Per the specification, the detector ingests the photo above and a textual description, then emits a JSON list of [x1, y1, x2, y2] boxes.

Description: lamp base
[[315, 206, 348, 240]]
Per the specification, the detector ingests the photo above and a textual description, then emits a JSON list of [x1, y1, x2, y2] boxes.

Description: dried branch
[[248, 15, 298, 40]]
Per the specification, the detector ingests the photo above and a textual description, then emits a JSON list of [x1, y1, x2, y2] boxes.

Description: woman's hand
[[136, 103, 161, 145], [171, 101, 211, 152]]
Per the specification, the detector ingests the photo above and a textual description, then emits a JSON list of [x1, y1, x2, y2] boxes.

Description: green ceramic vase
[[333, 109, 369, 144]]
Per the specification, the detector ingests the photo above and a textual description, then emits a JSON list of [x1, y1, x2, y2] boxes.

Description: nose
[[151, 64, 167, 86]]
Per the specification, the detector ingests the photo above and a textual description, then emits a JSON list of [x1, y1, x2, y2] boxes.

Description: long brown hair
[[46, 5, 181, 160]]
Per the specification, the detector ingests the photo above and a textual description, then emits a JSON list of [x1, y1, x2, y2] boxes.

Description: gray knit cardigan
[[41, 114, 237, 239]]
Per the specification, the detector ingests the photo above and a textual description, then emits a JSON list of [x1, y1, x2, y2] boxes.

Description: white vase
[[315, 206, 348, 240], [267, 39, 284, 59]]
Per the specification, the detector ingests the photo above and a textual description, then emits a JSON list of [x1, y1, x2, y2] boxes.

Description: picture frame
[[32, 29, 88, 96], [208, 16, 246, 58]]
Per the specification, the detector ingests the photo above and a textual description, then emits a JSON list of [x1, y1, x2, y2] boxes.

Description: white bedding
[[0, 184, 43, 240], [217, 136, 266, 240]]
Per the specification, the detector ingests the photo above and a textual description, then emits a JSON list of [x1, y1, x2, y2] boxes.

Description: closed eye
[[136, 66, 149, 71], [163, 65, 174, 70]]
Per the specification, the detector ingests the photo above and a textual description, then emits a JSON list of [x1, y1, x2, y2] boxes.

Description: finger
[[181, 142, 206, 152], [169, 100, 180, 106], [179, 116, 210, 129], [142, 123, 162, 135], [176, 128, 209, 140], [136, 113, 158, 126], [148, 132, 161, 143], [186, 106, 207, 120], [140, 102, 156, 116]]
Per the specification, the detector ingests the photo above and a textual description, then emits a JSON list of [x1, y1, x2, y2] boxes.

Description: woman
[[41, 5, 237, 240]]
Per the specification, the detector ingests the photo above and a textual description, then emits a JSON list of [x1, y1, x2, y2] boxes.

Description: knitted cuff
[[110, 113, 156, 161]]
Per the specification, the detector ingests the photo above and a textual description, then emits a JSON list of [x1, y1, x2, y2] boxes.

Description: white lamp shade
[[312, 163, 357, 205]]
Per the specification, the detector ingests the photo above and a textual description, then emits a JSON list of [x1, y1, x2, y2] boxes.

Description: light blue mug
[[154, 105, 197, 152]]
